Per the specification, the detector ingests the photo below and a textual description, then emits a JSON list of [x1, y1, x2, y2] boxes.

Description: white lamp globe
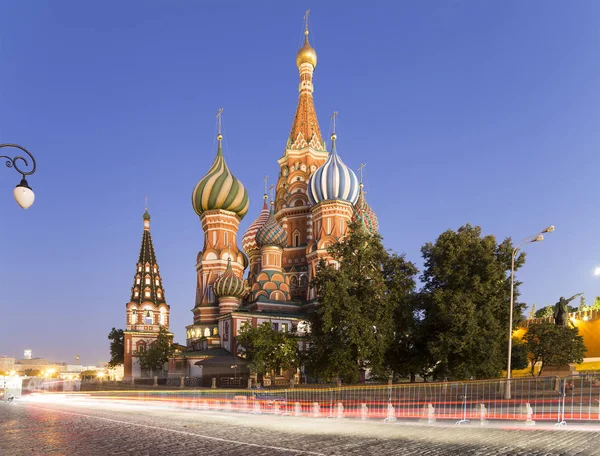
[[14, 178, 35, 209]]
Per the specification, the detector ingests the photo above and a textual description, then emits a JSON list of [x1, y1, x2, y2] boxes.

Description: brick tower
[[123, 209, 171, 381]]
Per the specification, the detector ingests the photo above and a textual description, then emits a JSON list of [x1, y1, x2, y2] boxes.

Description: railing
[[30, 374, 600, 427]]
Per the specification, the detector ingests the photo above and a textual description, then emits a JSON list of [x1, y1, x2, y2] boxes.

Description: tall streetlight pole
[[505, 225, 555, 399], [1, 143, 37, 209]]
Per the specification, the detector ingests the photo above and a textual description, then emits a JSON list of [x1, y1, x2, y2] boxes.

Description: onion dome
[[256, 203, 287, 248], [353, 189, 379, 234], [214, 257, 245, 299], [192, 133, 249, 220], [143, 209, 151, 221], [307, 133, 360, 205], [241, 194, 270, 256], [296, 30, 317, 69]]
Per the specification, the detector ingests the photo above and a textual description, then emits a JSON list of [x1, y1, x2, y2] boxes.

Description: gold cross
[[145, 195, 148, 210], [269, 184, 275, 202], [263, 175, 269, 195], [304, 10, 310, 34], [358, 163, 366, 184], [331, 111, 338, 134], [216, 108, 223, 134]]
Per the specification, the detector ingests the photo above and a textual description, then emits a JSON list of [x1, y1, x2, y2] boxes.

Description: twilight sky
[[1, 1, 600, 365]]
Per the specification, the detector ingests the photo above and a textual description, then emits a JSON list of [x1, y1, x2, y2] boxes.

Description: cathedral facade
[[167, 19, 378, 380]]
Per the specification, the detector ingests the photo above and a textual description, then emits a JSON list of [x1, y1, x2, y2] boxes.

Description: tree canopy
[[137, 326, 174, 374], [418, 224, 526, 380], [307, 222, 417, 383], [524, 322, 586, 376], [237, 321, 298, 377], [107, 328, 124, 368]]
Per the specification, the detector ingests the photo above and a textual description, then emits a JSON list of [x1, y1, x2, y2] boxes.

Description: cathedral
[[122, 16, 378, 383]]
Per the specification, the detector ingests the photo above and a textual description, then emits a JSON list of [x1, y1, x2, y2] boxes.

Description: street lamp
[[1, 143, 37, 209], [505, 225, 555, 399]]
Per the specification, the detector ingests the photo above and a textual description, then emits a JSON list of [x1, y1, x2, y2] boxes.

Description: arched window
[[145, 264, 150, 272], [294, 234, 300, 247], [134, 289, 139, 298], [159, 310, 166, 325], [157, 289, 162, 299], [145, 276, 150, 285], [131, 310, 137, 324], [136, 276, 140, 285], [145, 290, 151, 298], [213, 327, 218, 336], [155, 278, 160, 286], [143, 310, 153, 325], [204, 328, 211, 337]]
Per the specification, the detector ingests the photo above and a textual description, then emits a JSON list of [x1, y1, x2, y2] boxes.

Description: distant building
[[23, 349, 31, 360], [0, 357, 15, 373]]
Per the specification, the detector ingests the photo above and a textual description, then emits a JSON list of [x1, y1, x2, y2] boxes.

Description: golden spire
[[288, 11, 324, 150], [216, 108, 224, 145], [296, 10, 317, 69], [358, 163, 366, 192]]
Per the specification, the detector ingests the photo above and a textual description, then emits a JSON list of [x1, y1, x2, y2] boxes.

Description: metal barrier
[[34, 374, 600, 428]]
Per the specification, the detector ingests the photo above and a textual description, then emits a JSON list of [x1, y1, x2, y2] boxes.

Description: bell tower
[[123, 207, 171, 382]]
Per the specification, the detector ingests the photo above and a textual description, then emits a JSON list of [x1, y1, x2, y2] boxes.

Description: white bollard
[[361, 403, 369, 421], [384, 402, 397, 423], [479, 403, 489, 426], [336, 402, 344, 419], [294, 401, 302, 417], [312, 402, 321, 418], [253, 400, 262, 414], [524, 402, 536, 426]]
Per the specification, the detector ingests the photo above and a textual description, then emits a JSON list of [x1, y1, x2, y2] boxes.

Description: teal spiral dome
[[256, 205, 287, 248], [214, 257, 245, 299]]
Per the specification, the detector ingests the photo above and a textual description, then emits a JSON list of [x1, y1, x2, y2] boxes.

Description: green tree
[[524, 322, 586, 376], [535, 306, 554, 318], [237, 321, 299, 377], [23, 369, 41, 377], [137, 326, 173, 374], [307, 223, 417, 383], [592, 296, 600, 310], [510, 338, 529, 371], [418, 224, 526, 380], [578, 295, 589, 313], [107, 328, 125, 368]]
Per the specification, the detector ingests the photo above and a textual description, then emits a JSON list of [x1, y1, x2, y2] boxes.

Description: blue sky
[[1, 1, 600, 364]]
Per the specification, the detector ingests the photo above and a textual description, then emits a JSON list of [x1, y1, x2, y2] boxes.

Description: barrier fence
[[27, 374, 600, 426]]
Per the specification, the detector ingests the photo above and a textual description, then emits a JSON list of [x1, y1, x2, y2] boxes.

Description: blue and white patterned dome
[[307, 135, 360, 205]]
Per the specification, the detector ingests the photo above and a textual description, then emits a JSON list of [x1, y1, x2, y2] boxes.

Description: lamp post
[[505, 225, 555, 399], [1, 143, 37, 209]]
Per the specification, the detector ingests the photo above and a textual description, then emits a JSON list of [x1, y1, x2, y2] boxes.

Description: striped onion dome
[[214, 257, 245, 299], [241, 195, 270, 256], [256, 204, 287, 248], [192, 134, 249, 220], [353, 189, 379, 234], [307, 134, 359, 205]]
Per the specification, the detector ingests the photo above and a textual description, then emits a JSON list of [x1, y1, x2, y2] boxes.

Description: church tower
[[274, 11, 329, 301], [306, 126, 360, 300], [188, 113, 249, 348], [124, 209, 171, 381]]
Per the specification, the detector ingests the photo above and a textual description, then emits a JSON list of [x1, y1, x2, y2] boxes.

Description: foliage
[[578, 296, 588, 313], [510, 338, 529, 371], [593, 296, 600, 310], [524, 322, 586, 376], [23, 369, 41, 377], [80, 370, 99, 377], [418, 224, 526, 381], [535, 304, 577, 318], [137, 326, 174, 374], [307, 223, 417, 383], [237, 321, 299, 376], [107, 328, 125, 368]]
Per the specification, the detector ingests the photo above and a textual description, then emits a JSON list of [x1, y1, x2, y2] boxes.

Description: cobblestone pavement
[[3, 399, 600, 456]]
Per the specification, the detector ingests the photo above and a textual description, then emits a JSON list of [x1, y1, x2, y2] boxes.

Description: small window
[[134, 291, 139, 297], [145, 277, 150, 285], [272, 322, 279, 331], [143, 311, 153, 325], [282, 323, 288, 333], [138, 266, 142, 272], [157, 290, 162, 299], [153, 266, 157, 273], [136, 277, 140, 285], [294, 234, 299, 247], [145, 265, 150, 272], [155, 279, 159, 286], [145, 290, 151, 298]]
